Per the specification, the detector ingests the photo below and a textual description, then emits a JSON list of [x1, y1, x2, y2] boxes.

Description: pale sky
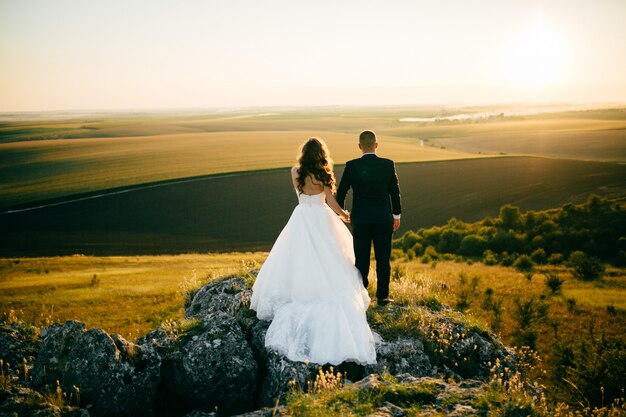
[[1, 0, 625, 112]]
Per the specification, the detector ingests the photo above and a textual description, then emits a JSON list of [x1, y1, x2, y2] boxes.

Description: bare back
[[291, 166, 325, 195]]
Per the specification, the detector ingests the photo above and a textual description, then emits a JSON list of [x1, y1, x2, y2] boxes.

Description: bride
[[250, 137, 377, 365]]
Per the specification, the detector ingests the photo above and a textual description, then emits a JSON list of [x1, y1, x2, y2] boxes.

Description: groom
[[337, 130, 402, 306]]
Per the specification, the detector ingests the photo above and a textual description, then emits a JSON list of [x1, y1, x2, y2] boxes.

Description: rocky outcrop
[[152, 312, 258, 416], [0, 318, 40, 372], [347, 374, 487, 416], [31, 321, 160, 417], [184, 277, 257, 332], [2, 276, 515, 417], [365, 337, 434, 377], [250, 319, 318, 407]]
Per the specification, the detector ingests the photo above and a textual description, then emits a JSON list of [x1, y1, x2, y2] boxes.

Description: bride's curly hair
[[296, 138, 336, 193]]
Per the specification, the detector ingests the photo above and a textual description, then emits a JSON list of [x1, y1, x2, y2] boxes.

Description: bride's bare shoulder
[[291, 165, 299, 176]]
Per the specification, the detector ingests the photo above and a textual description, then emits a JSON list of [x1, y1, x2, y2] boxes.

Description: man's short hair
[[359, 130, 377, 147]]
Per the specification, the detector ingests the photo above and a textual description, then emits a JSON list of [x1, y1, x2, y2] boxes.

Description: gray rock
[[160, 311, 258, 415], [32, 321, 160, 417], [185, 277, 251, 318], [365, 338, 434, 377], [0, 384, 90, 417], [231, 406, 288, 417], [183, 411, 217, 417], [0, 319, 40, 374], [249, 319, 318, 407]]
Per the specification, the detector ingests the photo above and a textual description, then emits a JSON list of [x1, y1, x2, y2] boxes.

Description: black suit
[[337, 154, 401, 300]]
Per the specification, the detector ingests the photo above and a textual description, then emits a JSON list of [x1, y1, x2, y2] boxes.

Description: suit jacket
[[336, 154, 401, 225]]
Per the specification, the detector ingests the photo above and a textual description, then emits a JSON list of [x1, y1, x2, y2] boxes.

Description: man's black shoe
[[378, 298, 394, 306]]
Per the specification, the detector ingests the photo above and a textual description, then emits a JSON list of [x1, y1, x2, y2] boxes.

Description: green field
[[2, 105, 624, 208]]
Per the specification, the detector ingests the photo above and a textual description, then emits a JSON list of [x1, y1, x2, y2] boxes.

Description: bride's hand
[[340, 211, 350, 223]]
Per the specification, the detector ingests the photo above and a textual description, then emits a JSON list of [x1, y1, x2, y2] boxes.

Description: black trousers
[[352, 222, 393, 300]]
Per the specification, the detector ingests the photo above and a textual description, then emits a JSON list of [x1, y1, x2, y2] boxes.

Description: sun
[[501, 18, 569, 88]]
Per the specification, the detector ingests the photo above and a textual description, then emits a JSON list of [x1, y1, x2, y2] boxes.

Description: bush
[[569, 251, 605, 281], [436, 229, 463, 254], [547, 253, 564, 265], [483, 250, 498, 266], [544, 273, 564, 293], [499, 204, 522, 230], [401, 231, 421, 252], [500, 251, 517, 267], [512, 296, 548, 349], [530, 248, 547, 265], [513, 255, 534, 272], [390, 249, 405, 261], [458, 234, 488, 257], [411, 242, 424, 256]]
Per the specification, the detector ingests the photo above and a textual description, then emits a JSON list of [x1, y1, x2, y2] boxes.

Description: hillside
[[2, 157, 625, 256]]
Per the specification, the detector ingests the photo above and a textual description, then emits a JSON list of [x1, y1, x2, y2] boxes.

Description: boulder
[[157, 312, 258, 416], [0, 319, 41, 373], [249, 319, 318, 407], [365, 337, 434, 377], [182, 411, 217, 417], [32, 321, 160, 417], [0, 384, 89, 417], [185, 277, 259, 333], [231, 407, 288, 417]]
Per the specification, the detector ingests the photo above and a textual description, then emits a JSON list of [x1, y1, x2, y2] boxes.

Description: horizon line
[[2, 100, 626, 116]]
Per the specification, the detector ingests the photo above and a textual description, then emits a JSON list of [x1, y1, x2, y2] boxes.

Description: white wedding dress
[[250, 190, 377, 365]]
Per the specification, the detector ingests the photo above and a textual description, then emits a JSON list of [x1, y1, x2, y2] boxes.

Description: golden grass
[[2, 253, 624, 348], [0, 253, 267, 340]]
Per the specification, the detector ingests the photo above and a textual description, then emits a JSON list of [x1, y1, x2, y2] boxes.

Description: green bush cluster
[[394, 195, 624, 274]]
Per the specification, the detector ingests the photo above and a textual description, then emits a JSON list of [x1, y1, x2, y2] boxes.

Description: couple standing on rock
[[251, 130, 402, 365]]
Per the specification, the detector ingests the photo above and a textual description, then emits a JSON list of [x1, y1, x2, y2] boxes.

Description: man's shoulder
[[376, 157, 395, 166]]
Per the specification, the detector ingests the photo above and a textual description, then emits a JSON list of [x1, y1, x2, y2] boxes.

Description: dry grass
[[0, 253, 267, 340]]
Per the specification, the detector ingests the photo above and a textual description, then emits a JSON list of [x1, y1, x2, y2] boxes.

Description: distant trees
[[393, 195, 624, 275], [569, 251, 605, 281]]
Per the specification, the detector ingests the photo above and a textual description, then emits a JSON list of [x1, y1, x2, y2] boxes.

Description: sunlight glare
[[501, 17, 569, 88]]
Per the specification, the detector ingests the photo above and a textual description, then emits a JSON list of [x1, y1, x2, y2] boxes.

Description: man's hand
[[393, 218, 400, 232]]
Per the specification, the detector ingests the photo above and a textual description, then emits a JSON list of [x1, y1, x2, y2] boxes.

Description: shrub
[[424, 246, 439, 260], [390, 249, 405, 261], [569, 251, 605, 281], [483, 250, 498, 266], [513, 255, 534, 272], [512, 296, 548, 349], [391, 264, 406, 281], [565, 298, 577, 313], [401, 231, 421, 252], [411, 242, 424, 256], [458, 234, 488, 257], [530, 248, 547, 265], [547, 253, 564, 265], [500, 252, 516, 267], [544, 273, 564, 294], [436, 229, 463, 254], [499, 204, 522, 230]]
